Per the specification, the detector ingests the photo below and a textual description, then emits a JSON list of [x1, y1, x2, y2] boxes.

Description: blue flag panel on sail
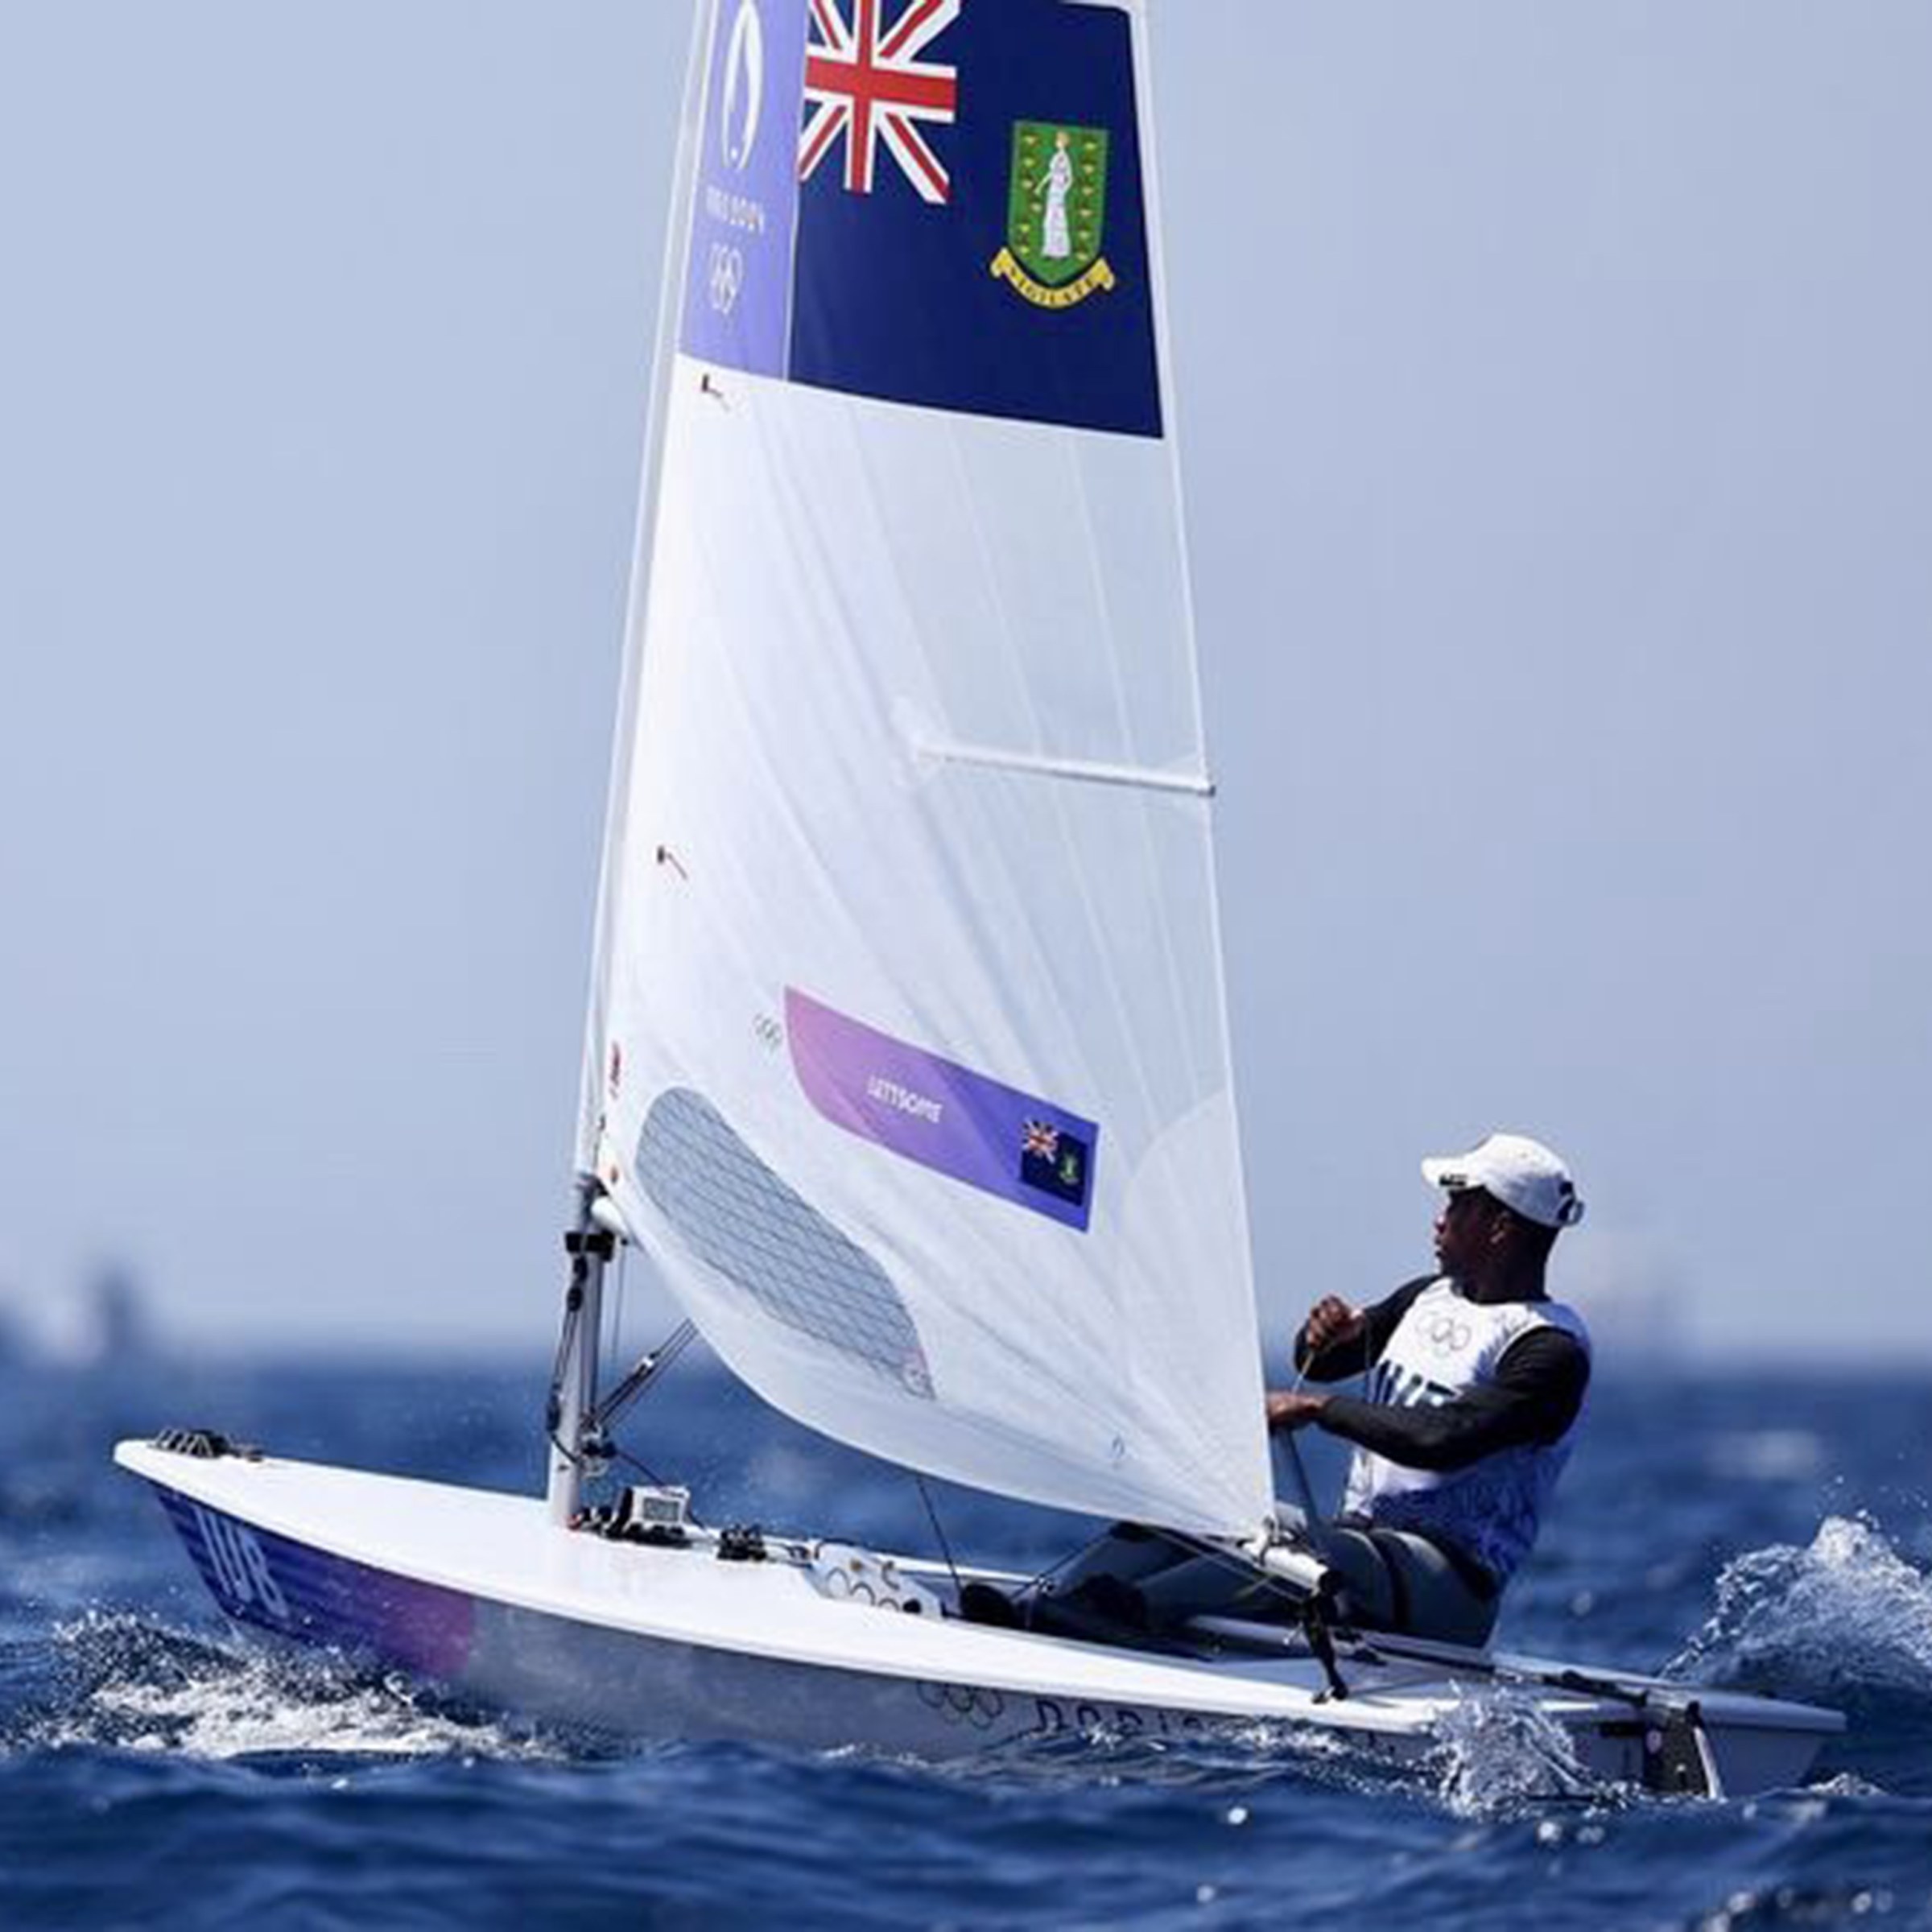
[[681, 0, 1163, 440]]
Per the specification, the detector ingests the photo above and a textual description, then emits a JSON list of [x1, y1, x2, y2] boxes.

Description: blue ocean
[[3, 1351, 1930, 1929]]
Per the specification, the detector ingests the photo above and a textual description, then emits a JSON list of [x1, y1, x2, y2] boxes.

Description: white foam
[[28, 1612, 564, 1765], [1427, 1683, 1600, 1818]]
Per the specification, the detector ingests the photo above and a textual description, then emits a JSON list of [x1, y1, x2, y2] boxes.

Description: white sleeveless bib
[[1338, 1278, 1590, 1584]]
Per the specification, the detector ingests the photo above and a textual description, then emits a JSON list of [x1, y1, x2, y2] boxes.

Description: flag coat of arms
[[680, 0, 1163, 439], [993, 122, 1116, 308]]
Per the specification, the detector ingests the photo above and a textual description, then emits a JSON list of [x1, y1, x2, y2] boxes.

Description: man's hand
[[1301, 1295, 1364, 1356], [1266, 1390, 1328, 1433]]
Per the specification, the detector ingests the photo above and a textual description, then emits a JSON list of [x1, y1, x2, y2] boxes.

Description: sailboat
[[117, 0, 1839, 1797]]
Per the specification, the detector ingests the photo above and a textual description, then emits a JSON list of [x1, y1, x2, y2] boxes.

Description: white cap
[[1422, 1133, 1585, 1229]]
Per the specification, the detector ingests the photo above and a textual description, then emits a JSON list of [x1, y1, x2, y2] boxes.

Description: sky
[[2, 2, 1927, 1364]]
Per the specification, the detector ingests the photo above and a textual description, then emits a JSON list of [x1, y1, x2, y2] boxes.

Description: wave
[[1666, 1514, 1932, 1703], [1424, 1683, 1603, 1817], [1663, 1513, 1932, 1795], [864, 1690, 1612, 1823], [6, 1612, 568, 1769]]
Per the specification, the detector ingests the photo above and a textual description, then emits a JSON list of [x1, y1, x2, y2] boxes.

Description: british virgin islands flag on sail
[[680, 0, 1164, 439]]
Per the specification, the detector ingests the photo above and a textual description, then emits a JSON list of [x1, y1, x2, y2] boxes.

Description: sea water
[[2, 1352, 1930, 1929]]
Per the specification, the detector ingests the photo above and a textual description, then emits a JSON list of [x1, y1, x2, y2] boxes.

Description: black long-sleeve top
[[1292, 1276, 1590, 1473]]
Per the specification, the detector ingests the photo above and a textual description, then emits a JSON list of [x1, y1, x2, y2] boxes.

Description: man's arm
[[1307, 1329, 1590, 1471], [1292, 1276, 1436, 1383]]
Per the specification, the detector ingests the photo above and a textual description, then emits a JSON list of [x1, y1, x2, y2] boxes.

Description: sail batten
[[580, 0, 1272, 1538], [910, 737, 1215, 797]]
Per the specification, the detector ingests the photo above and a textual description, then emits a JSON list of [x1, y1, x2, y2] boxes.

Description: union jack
[[1022, 1120, 1060, 1161], [799, 0, 961, 204]]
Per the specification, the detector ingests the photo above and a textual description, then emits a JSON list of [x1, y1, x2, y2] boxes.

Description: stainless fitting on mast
[[546, 1179, 615, 1526]]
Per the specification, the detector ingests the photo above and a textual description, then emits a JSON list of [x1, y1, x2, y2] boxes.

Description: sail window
[[637, 1089, 935, 1401]]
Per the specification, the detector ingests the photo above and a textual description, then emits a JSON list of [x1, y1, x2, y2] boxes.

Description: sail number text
[[192, 1505, 292, 1623]]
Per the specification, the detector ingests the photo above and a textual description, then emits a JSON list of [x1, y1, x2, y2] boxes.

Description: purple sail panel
[[786, 988, 1099, 1232], [679, 0, 812, 378]]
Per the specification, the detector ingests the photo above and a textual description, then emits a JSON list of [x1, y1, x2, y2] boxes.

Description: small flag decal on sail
[[1020, 1120, 1090, 1208], [786, 989, 1100, 1232]]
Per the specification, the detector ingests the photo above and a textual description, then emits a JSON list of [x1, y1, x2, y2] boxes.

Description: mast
[[545, 1182, 612, 1525], [549, 1, 715, 1521], [577, 1, 717, 1180]]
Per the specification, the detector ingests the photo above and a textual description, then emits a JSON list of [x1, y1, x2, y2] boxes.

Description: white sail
[[580, 0, 1271, 1538]]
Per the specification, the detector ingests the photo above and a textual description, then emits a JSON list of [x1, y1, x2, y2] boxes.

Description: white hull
[[115, 1441, 1840, 1795]]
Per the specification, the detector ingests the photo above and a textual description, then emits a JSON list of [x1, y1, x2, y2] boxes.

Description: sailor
[[1260, 1132, 1591, 1646], [969, 1133, 1590, 1651]]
